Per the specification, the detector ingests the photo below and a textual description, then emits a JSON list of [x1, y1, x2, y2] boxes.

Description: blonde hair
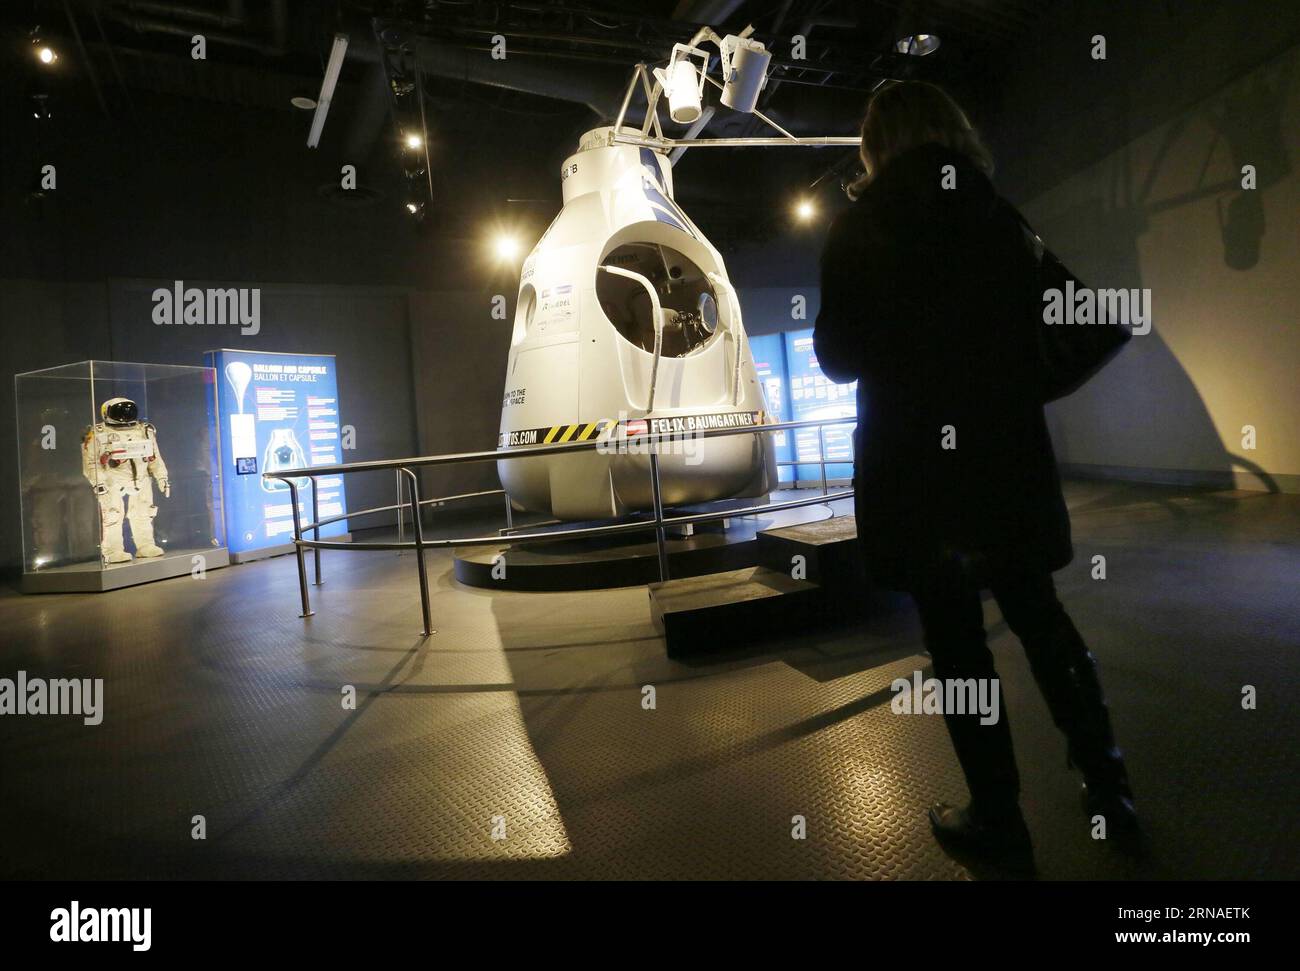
[[846, 81, 994, 200]]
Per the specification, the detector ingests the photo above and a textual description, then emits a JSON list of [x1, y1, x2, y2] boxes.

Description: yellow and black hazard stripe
[[498, 418, 617, 449], [498, 411, 770, 449]]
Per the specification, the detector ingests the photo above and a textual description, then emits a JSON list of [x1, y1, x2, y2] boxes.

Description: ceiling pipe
[[348, 23, 635, 121], [108, 0, 287, 55], [113, 1, 248, 30], [410, 38, 629, 119]]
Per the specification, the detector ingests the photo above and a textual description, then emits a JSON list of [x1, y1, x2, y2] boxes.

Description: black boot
[[927, 659, 1030, 874], [1020, 611, 1142, 849], [1081, 782, 1143, 853], [929, 803, 1036, 877]]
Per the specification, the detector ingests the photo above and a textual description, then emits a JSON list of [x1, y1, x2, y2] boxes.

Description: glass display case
[[16, 360, 229, 592]]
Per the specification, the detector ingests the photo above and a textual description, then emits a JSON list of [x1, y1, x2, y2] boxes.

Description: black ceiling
[[4, 0, 1061, 245]]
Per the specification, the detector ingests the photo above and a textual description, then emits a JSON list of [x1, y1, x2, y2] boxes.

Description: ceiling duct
[[406, 38, 630, 120], [107, 0, 288, 56]]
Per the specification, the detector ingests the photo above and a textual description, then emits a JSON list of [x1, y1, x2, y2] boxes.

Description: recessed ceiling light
[[895, 34, 940, 56], [291, 96, 318, 110]]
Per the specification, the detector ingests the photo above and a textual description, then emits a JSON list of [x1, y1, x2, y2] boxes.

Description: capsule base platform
[[452, 492, 852, 591]]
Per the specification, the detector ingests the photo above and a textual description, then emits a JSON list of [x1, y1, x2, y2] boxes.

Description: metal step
[[648, 565, 827, 658], [755, 515, 863, 587]]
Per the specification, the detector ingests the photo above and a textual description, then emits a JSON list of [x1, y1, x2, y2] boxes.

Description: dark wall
[[409, 289, 513, 502], [984, 2, 1300, 489]]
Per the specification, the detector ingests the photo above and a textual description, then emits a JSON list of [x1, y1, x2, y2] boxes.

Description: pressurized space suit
[[81, 397, 170, 564]]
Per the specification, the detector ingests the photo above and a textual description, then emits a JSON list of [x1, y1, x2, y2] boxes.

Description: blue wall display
[[205, 349, 348, 557], [781, 329, 857, 482], [749, 333, 795, 484]]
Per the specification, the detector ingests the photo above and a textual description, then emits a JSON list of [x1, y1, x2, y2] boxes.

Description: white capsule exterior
[[497, 127, 776, 520]]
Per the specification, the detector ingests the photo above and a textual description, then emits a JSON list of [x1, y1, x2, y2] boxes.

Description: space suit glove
[[158, 478, 171, 498]]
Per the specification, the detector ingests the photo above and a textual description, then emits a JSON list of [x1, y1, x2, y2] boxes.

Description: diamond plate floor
[[0, 481, 1296, 880]]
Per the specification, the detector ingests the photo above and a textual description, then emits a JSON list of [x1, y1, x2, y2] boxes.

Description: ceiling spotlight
[[653, 44, 708, 125], [895, 34, 940, 56], [493, 235, 521, 262], [291, 95, 317, 110], [30, 27, 58, 65], [405, 132, 423, 150], [719, 32, 771, 113], [406, 201, 419, 214], [795, 199, 816, 222]]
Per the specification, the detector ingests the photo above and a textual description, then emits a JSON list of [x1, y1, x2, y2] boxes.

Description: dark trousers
[[911, 556, 1119, 816]]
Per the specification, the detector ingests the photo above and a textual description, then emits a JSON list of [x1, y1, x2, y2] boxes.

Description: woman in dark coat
[[813, 81, 1138, 873]]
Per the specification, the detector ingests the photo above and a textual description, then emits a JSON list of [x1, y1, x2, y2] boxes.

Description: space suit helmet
[[101, 398, 139, 426]]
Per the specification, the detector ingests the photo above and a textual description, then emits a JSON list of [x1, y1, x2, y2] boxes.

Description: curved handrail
[[308, 488, 505, 533], [265, 414, 858, 635], [291, 487, 851, 553], [598, 263, 665, 412], [266, 415, 853, 480]]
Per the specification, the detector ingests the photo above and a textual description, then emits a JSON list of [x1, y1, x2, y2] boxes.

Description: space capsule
[[497, 126, 777, 521]]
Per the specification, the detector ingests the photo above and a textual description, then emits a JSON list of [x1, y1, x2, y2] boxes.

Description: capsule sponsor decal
[[644, 411, 761, 435], [497, 411, 763, 449], [498, 419, 616, 448]]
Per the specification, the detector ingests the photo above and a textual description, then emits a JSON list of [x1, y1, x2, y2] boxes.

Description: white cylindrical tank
[[497, 127, 776, 520]]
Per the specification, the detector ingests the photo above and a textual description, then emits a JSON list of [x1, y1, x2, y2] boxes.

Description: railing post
[[285, 478, 313, 618], [400, 467, 434, 637], [648, 451, 670, 582], [310, 475, 322, 585], [504, 491, 514, 531], [817, 423, 828, 495], [395, 468, 405, 553]]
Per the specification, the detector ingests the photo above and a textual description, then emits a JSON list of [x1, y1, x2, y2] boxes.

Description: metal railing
[[264, 416, 856, 636]]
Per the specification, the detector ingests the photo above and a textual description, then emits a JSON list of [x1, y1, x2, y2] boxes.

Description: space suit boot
[[130, 479, 164, 557]]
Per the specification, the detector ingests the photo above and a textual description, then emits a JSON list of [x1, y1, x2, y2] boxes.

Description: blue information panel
[[782, 329, 857, 482], [205, 349, 348, 556], [748, 333, 795, 485]]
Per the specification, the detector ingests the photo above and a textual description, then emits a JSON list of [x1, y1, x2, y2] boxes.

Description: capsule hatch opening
[[597, 242, 720, 358]]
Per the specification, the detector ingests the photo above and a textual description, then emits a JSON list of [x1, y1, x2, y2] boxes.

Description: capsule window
[[597, 243, 720, 357]]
